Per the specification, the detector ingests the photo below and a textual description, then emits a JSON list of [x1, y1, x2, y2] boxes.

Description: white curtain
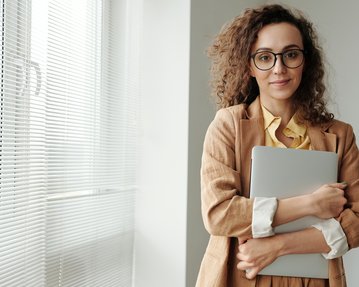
[[0, 0, 140, 286]]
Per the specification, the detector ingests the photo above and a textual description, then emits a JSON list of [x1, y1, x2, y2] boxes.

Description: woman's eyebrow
[[254, 44, 302, 52]]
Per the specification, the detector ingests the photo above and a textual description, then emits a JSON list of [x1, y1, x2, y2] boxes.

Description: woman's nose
[[273, 56, 287, 74]]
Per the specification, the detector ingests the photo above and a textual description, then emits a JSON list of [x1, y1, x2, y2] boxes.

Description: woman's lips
[[270, 79, 290, 86]]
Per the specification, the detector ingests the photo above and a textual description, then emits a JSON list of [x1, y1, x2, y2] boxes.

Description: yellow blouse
[[261, 104, 310, 149]]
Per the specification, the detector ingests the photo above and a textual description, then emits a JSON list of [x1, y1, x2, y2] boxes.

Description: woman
[[197, 4, 359, 287]]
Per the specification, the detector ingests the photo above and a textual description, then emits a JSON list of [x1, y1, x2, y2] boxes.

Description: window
[[0, 0, 140, 286]]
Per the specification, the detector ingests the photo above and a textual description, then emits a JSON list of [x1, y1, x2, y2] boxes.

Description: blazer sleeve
[[337, 124, 359, 249], [200, 108, 253, 238]]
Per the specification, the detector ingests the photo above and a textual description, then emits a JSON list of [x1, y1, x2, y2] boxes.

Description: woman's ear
[[249, 65, 256, 77], [248, 60, 256, 77]]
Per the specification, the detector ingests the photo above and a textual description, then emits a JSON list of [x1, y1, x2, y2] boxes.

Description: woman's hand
[[237, 227, 333, 279], [310, 182, 347, 219], [236, 236, 281, 279]]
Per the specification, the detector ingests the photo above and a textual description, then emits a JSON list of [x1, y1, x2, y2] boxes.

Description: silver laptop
[[250, 146, 338, 278]]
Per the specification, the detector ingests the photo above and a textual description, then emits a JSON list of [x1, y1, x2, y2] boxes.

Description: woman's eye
[[257, 53, 272, 62], [285, 51, 299, 59]]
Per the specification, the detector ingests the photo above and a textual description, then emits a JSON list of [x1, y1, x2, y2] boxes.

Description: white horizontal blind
[[0, 0, 139, 286], [0, 0, 46, 286]]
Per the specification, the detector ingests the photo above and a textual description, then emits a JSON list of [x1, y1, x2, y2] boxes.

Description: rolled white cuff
[[312, 218, 349, 259], [252, 197, 278, 238]]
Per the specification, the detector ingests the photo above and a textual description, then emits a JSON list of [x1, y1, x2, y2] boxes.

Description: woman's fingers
[[236, 260, 259, 279], [236, 258, 254, 269], [311, 183, 348, 218], [327, 182, 347, 189], [237, 246, 259, 279], [245, 267, 259, 279], [237, 236, 249, 245], [236, 236, 281, 279]]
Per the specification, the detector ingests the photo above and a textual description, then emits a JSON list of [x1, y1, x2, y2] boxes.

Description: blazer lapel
[[239, 98, 265, 197], [307, 123, 337, 152]]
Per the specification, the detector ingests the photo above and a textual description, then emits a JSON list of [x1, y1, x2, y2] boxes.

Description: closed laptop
[[249, 146, 338, 278]]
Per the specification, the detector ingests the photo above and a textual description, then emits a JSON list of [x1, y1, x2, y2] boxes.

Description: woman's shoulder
[[325, 118, 355, 137], [206, 104, 249, 137], [329, 118, 352, 129], [215, 103, 249, 121]]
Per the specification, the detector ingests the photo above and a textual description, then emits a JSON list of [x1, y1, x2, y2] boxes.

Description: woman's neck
[[260, 97, 295, 126]]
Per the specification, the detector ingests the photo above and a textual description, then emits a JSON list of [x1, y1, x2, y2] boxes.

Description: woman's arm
[[201, 109, 254, 238], [252, 183, 347, 240], [236, 227, 330, 279], [272, 182, 347, 227], [336, 124, 359, 249]]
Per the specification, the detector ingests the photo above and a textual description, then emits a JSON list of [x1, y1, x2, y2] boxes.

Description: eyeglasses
[[251, 49, 305, 71]]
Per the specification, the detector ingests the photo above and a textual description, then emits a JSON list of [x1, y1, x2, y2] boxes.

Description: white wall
[[134, 0, 190, 286]]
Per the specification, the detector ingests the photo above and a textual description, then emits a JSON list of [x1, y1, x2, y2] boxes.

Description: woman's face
[[250, 22, 304, 106]]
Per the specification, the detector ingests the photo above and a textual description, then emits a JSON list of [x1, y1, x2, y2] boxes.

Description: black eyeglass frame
[[250, 49, 306, 71]]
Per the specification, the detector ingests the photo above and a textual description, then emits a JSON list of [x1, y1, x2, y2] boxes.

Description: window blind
[[0, 0, 139, 286], [0, 0, 46, 286]]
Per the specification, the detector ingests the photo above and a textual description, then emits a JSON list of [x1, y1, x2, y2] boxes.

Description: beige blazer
[[197, 97, 359, 287]]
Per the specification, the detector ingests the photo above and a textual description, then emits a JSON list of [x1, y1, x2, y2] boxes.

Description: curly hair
[[208, 4, 333, 124]]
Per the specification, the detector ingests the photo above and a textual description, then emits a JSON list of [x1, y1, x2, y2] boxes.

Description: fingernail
[[341, 181, 348, 186]]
